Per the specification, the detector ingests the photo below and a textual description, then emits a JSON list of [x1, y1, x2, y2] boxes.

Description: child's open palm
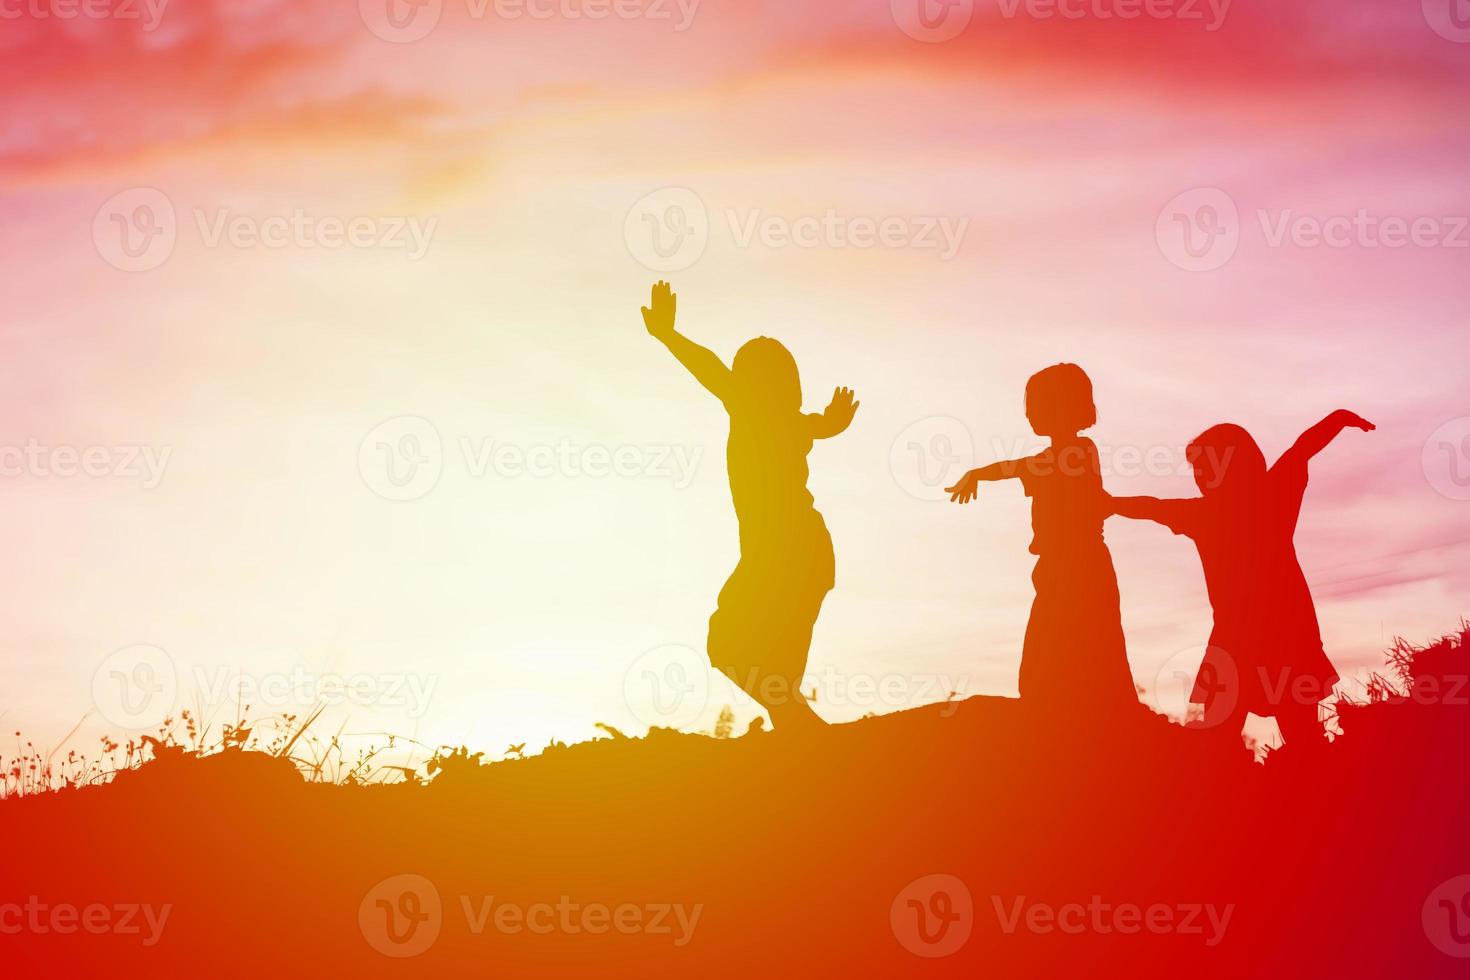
[[641, 280, 677, 338], [947, 470, 981, 504], [822, 387, 860, 433]]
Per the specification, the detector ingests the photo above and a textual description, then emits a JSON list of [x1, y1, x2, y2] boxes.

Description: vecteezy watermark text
[[994, 0, 1231, 30], [624, 188, 970, 272], [890, 874, 1233, 958], [359, 0, 700, 44], [0, 898, 171, 946], [991, 895, 1233, 946], [358, 874, 701, 958], [94, 188, 438, 272], [1158, 187, 1470, 272], [889, 417, 1240, 502], [359, 416, 703, 502], [0, 0, 168, 30], [194, 666, 439, 719], [459, 895, 701, 945], [91, 646, 441, 730], [726, 209, 969, 260], [890, 0, 1229, 43], [622, 642, 969, 730], [0, 440, 170, 488]]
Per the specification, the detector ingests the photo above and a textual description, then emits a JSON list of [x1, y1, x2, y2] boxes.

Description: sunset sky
[[2, 0, 1468, 760]]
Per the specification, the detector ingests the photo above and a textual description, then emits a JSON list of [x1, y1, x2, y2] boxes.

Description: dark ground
[[5, 632, 1470, 978]]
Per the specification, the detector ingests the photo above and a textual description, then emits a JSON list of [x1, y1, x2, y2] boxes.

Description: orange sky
[[2, 0, 1468, 759]]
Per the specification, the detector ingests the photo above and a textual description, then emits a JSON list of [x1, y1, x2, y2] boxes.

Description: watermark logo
[[1159, 187, 1469, 271], [622, 643, 710, 730], [1154, 646, 1360, 726], [192, 209, 436, 258], [194, 666, 439, 719], [92, 644, 178, 731], [1423, 0, 1470, 43], [358, 879, 703, 948], [1423, 417, 1470, 501], [625, 188, 709, 273], [360, 0, 444, 42], [1151, 645, 1237, 729], [891, 873, 973, 957], [1424, 875, 1470, 957], [1156, 187, 1239, 272], [891, 0, 974, 42], [95, 188, 438, 270], [977, 435, 1234, 487], [625, 190, 968, 269], [359, 421, 703, 502], [359, 416, 445, 502], [94, 188, 178, 273], [360, 874, 443, 957], [891, 416, 974, 501]]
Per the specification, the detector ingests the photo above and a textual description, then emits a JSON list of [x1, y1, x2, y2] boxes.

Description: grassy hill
[[4, 626, 1469, 977]]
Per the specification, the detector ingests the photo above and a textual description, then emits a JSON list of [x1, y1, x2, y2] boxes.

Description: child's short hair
[[1025, 363, 1097, 437]]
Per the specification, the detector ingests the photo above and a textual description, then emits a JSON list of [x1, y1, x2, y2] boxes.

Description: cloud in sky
[[6, 0, 1469, 173]]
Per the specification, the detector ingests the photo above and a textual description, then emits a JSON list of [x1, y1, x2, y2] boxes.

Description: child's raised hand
[[947, 469, 981, 505], [641, 280, 677, 338], [1339, 410, 1376, 432], [822, 387, 860, 433]]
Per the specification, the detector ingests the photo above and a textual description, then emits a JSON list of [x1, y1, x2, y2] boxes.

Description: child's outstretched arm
[[1108, 494, 1198, 532], [946, 459, 1029, 504], [641, 281, 732, 402], [807, 387, 860, 440], [1277, 410, 1375, 471]]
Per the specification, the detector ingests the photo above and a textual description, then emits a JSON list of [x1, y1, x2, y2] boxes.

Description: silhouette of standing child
[[1108, 411, 1374, 748], [642, 281, 858, 732], [946, 364, 1138, 716]]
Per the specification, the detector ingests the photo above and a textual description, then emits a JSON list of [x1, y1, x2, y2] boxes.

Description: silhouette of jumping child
[[946, 364, 1138, 717], [1108, 411, 1375, 749], [642, 281, 858, 732]]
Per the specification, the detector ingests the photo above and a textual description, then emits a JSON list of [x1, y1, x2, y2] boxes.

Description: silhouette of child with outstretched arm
[[1108, 410, 1375, 749], [946, 364, 1138, 716], [642, 281, 858, 732]]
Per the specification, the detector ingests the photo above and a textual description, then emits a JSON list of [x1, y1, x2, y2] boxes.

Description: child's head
[[1025, 363, 1096, 438], [732, 337, 802, 413], [1187, 423, 1266, 495]]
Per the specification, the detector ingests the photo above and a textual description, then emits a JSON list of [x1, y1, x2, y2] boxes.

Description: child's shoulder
[[1057, 436, 1102, 469]]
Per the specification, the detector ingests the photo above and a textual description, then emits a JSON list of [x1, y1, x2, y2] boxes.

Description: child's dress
[[1146, 454, 1339, 718], [1017, 438, 1138, 713], [705, 405, 834, 698]]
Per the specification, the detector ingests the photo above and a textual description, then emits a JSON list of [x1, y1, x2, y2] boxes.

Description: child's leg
[[708, 610, 824, 732], [1194, 701, 1249, 755], [1276, 701, 1326, 748], [760, 590, 828, 732], [1194, 688, 1246, 733], [710, 662, 820, 730], [759, 669, 823, 731]]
